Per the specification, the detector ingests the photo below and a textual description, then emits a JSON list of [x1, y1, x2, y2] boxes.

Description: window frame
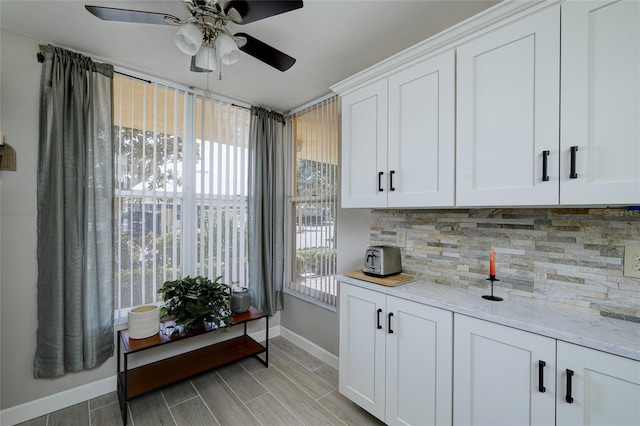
[[284, 95, 339, 310], [112, 70, 251, 322]]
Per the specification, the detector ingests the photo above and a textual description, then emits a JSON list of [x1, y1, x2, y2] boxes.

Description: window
[[286, 96, 339, 307], [113, 74, 250, 320]]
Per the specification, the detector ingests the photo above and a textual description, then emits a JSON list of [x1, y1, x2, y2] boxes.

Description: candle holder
[[483, 275, 503, 301]]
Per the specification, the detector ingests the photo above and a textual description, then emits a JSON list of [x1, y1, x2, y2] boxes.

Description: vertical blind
[[286, 96, 339, 307], [113, 74, 250, 320], [193, 96, 249, 283]]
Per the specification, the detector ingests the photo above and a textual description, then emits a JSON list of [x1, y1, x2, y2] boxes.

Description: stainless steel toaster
[[363, 246, 402, 277]]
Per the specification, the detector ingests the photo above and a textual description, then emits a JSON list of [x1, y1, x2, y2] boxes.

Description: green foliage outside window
[[295, 247, 337, 281]]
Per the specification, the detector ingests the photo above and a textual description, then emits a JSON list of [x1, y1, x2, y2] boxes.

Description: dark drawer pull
[[388, 312, 394, 334], [570, 146, 578, 179], [566, 369, 574, 403], [378, 171, 384, 192], [389, 170, 396, 191], [542, 150, 550, 182], [376, 308, 382, 330], [538, 360, 546, 393]]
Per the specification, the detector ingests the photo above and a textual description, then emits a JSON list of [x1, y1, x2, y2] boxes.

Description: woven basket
[[128, 305, 160, 339]]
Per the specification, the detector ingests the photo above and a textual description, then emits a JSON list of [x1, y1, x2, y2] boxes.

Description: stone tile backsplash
[[370, 208, 640, 321]]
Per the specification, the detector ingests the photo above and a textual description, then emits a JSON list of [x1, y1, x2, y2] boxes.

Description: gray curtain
[[248, 107, 286, 316], [34, 45, 114, 378]]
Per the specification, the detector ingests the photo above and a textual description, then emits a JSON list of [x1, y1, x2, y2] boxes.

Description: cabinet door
[[387, 50, 455, 207], [338, 284, 386, 421], [560, 0, 640, 205], [556, 341, 640, 426], [386, 297, 452, 426], [341, 80, 388, 208], [456, 6, 560, 206], [453, 314, 556, 426]]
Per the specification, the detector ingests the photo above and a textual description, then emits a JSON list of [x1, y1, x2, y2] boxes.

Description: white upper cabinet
[[456, 6, 560, 207], [387, 50, 455, 207], [341, 79, 388, 208], [560, 0, 640, 205], [340, 50, 455, 208], [337, 0, 638, 208]]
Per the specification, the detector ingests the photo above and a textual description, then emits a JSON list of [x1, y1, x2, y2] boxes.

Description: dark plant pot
[[230, 287, 251, 314]]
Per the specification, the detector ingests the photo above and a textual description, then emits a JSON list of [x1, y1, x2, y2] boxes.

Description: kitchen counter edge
[[337, 274, 640, 362]]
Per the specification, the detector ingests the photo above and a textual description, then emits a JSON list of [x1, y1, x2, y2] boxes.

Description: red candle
[[489, 246, 496, 276]]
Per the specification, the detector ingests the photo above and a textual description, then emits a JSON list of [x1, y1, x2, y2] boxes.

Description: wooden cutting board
[[343, 269, 415, 287]]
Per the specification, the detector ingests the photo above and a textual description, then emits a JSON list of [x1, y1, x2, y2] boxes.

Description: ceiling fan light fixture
[[175, 23, 203, 55], [195, 45, 217, 71], [215, 33, 241, 65], [86, 1, 301, 73]]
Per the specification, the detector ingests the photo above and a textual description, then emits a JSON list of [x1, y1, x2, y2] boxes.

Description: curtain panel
[[248, 107, 286, 316], [34, 45, 114, 378]]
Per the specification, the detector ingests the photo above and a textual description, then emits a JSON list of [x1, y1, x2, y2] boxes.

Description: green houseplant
[[157, 275, 232, 335]]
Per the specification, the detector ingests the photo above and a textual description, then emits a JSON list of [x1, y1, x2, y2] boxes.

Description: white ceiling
[[1, 0, 499, 112]]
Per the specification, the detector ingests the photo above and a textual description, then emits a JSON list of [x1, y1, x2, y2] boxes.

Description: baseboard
[[0, 375, 117, 426], [279, 326, 339, 370], [251, 323, 281, 344], [1, 324, 281, 426]]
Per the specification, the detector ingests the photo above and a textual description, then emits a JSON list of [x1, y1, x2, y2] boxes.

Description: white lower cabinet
[[339, 284, 453, 425], [556, 341, 640, 426], [385, 296, 453, 425], [454, 314, 640, 426], [339, 283, 640, 426], [453, 314, 556, 426], [339, 284, 386, 419]]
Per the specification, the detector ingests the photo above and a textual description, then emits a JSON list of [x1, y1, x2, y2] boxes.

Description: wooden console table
[[116, 307, 268, 424]]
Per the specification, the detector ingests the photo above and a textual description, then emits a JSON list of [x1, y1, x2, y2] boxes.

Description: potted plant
[[157, 275, 232, 335]]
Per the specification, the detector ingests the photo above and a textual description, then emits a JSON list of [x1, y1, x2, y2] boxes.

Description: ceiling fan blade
[[235, 33, 295, 72], [85, 5, 180, 25], [224, 1, 303, 25]]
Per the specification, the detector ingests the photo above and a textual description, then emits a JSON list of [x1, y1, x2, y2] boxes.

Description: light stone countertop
[[337, 274, 640, 362]]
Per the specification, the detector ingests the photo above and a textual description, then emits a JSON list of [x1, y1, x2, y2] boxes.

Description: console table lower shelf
[[116, 307, 268, 425]]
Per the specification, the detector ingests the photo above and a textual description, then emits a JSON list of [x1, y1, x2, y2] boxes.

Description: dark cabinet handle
[[538, 360, 546, 393], [389, 170, 396, 191], [376, 308, 382, 330], [570, 146, 578, 179], [542, 151, 550, 182], [378, 171, 384, 192], [388, 312, 394, 334], [566, 369, 574, 403]]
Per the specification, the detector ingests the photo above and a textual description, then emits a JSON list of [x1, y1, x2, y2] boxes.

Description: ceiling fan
[[85, 0, 303, 73]]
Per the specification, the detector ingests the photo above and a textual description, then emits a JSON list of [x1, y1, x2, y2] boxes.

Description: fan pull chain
[[206, 67, 210, 96]]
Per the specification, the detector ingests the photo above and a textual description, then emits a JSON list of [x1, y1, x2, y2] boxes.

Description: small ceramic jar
[[128, 305, 160, 339], [230, 286, 251, 314]]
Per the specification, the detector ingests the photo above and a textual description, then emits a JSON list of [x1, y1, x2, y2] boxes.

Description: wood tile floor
[[17, 337, 384, 426]]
